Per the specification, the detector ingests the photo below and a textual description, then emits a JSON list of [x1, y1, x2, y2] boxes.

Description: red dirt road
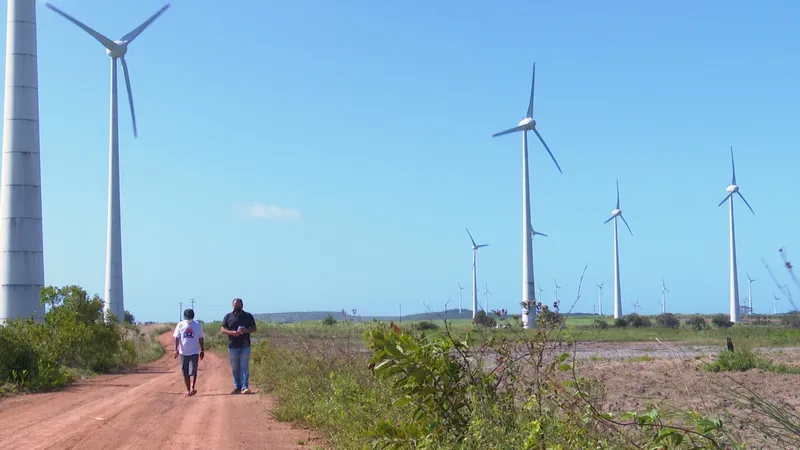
[[0, 333, 323, 450]]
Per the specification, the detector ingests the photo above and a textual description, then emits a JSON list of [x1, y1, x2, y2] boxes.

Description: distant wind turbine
[[537, 282, 546, 300], [604, 179, 634, 319], [746, 273, 755, 314], [457, 282, 465, 314], [596, 282, 604, 316], [483, 282, 491, 313], [660, 279, 669, 314], [553, 279, 562, 310], [718, 146, 754, 324], [466, 228, 489, 319], [492, 62, 562, 329], [47, 2, 171, 322], [772, 293, 779, 315], [632, 297, 641, 315]]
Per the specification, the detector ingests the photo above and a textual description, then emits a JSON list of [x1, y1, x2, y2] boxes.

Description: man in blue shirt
[[220, 298, 257, 394]]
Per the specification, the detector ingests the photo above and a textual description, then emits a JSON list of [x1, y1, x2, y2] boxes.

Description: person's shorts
[[179, 353, 199, 377]]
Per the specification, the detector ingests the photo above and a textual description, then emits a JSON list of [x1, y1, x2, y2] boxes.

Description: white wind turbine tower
[[466, 228, 488, 319], [553, 279, 561, 310], [772, 293, 779, 315], [596, 282, 604, 316], [660, 279, 669, 314], [457, 282, 465, 314], [717, 146, 755, 324], [746, 273, 755, 314], [537, 282, 546, 301], [492, 62, 562, 328], [604, 179, 634, 319], [47, 3, 171, 323], [0, 0, 46, 323]]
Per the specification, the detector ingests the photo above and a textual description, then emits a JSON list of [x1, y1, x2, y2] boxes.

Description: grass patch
[[704, 345, 800, 374]]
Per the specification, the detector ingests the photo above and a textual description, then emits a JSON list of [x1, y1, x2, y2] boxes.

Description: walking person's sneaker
[[231, 388, 241, 395], [241, 388, 252, 395]]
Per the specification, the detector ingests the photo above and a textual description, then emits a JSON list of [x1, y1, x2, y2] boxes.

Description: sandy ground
[[0, 332, 325, 450]]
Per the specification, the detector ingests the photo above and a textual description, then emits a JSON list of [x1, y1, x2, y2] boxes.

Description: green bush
[[685, 315, 708, 330], [0, 285, 164, 392], [625, 313, 652, 328], [656, 313, 680, 329], [711, 314, 734, 328], [614, 317, 628, 328], [412, 320, 439, 331], [472, 310, 496, 328], [322, 313, 337, 326]]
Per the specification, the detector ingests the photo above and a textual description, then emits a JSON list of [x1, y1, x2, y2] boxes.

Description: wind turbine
[[596, 282, 604, 316], [466, 228, 488, 319], [537, 282, 546, 300], [717, 146, 755, 323], [632, 297, 641, 314], [604, 179, 633, 319], [47, 2, 171, 323], [660, 279, 669, 314], [492, 62, 562, 329], [746, 273, 755, 314], [772, 293, 779, 315], [483, 282, 491, 313], [553, 279, 562, 310], [457, 282, 465, 314]]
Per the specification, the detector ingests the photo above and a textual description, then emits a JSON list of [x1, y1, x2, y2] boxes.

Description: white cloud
[[235, 202, 302, 221]]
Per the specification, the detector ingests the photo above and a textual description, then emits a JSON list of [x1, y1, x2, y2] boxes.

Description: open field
[[241, 315, 800, 448]]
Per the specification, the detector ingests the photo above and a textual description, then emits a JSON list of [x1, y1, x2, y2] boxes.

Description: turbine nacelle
[[611, 208, 621, 217], [726, 184, 739, 194], [106, 41, 129, 58], [518, 117, 535, 128]]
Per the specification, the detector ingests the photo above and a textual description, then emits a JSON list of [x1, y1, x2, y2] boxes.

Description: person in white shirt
[[173, 309, 205, 397]]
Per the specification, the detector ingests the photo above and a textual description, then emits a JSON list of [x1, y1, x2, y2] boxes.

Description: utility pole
[[179, 301, 183, 321], [190, 298, 196, 311], [399, 304, 402, 323]]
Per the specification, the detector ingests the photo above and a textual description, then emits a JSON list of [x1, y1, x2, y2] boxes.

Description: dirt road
[[0, 333, 323, 450]]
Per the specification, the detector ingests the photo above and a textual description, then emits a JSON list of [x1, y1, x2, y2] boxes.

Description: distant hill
[[252, 309, 599, 324]]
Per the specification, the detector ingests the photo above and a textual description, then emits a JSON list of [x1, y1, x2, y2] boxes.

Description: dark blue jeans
[[228, 345, 251, 390]]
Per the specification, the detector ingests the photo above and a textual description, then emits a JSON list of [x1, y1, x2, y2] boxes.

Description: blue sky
[[5, 0, 799, 322]]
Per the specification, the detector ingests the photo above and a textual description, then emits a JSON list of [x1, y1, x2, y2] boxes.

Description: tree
[[123, 310, 135, 324], [322, 313, 337, 326]]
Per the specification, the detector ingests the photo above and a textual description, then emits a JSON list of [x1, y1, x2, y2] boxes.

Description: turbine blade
[[492, 124, 526, 138], [730, 146, 737, 186], [120, 57, 137, 138], [615, 179, 620, 209], [535, 231, 548, 237], [532, 128, 562, 174], [477, 244, 489, 248], [603, 216, 615, 224], [737, 191, 755, 215], [526, 62, 536, 118], [620, 214, 633, 236], [717, 192, 733, 207], [465, 228, 477, 247], [120, 4, 171, 44], [45, 3, 116, 50]]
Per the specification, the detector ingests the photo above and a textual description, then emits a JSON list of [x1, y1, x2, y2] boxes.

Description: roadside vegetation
[[0, 285, 168, 394], [241, 306, 800, 449]]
